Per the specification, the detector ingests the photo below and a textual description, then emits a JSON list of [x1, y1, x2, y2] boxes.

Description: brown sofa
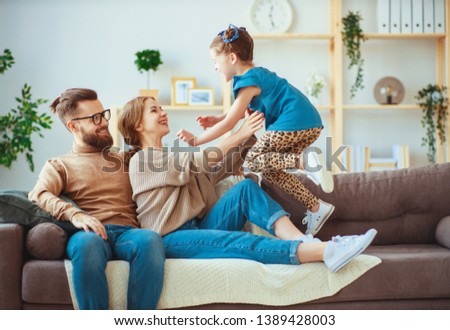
[[1, 163, 450, 309]]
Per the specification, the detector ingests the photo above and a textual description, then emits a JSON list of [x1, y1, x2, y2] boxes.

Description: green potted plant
[[134, 49, 163, 99], [0, 49, 52, 172], [415, 84, 448, 164], [342, 11, 367, 99]]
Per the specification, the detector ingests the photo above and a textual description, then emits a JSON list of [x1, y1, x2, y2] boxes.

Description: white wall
[[0, 0, 436, 190]]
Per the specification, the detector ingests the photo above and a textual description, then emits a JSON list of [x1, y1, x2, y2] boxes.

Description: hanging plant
[[342, 11, 367, 99], [415, 84, 448, 163]]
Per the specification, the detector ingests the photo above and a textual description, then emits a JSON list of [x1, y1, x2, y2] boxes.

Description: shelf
[[364, 33, 446, 40], [253, 33, 334, 40], [162, 105, 223, 111], [343, 104, 420, 110], [253, 33, 445, 41]]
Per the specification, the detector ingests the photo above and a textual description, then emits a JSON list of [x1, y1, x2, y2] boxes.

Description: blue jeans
[[163, 179, 301, 265], [67, 225, 165, 310]]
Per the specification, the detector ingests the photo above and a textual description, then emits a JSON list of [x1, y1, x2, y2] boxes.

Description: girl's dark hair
[[50, 88, 97, 124], [210, 25, 254, 63]]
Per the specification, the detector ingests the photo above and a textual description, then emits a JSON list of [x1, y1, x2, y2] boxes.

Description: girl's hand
[[237, 111, 264, 139], [177, 129, 197, 146], [196, 115, 222, 130], [245, 108, 255, 118]]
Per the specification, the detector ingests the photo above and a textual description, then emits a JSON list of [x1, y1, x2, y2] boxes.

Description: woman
[[118, 96, 376, 272]]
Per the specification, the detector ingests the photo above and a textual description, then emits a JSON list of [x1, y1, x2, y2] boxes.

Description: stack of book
[[342, 144, 410, 172]]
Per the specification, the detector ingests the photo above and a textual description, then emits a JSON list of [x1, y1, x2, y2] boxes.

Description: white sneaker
[[306, 152, 334, 193], [302, 200, 335, 236], [298, 234, 322, 243], [324, 229, 377, 273]]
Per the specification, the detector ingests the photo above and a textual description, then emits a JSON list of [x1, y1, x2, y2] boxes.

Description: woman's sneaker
[[302, 200, 335, 236], [297, 233, 322, 243], [324, 229, 377, 272], [306, 151, 334, 193]]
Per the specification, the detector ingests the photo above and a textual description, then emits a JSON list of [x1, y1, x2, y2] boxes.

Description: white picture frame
[[188, 88, 214, 106]]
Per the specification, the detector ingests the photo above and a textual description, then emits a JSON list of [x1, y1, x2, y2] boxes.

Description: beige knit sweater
[[130, 137, 256, 235], [29, 143, 139, 228]]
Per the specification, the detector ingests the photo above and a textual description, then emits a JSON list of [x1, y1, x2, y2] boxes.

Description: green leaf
[[0, 83, 51, 171], [415, 84, 448, 163]]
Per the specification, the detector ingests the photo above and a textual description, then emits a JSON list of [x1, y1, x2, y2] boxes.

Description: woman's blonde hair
[[118, 96, 154, 149]]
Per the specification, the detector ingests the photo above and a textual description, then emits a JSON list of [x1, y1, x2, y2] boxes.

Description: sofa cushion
[[0, 190, 78, 234], [436, 216, 450, 249], [310, 244, 450, 304], [22, 260, 72, 305], [26, 223, 67, 260], [262, 163, 450, 245]]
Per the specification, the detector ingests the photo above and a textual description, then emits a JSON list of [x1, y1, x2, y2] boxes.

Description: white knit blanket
[[64, 254, 380, 309]]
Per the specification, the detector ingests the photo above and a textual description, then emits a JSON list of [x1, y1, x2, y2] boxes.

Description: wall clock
[[250, 0, 294, 34]]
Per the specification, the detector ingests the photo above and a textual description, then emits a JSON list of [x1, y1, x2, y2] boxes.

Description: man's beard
[[80, 126, 114, 150]]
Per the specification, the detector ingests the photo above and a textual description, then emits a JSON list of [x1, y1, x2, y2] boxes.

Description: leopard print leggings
[[245, 128, 322, 210]]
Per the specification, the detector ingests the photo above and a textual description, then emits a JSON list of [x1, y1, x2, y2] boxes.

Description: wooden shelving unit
[[343, 104, 421, 110], [118, 1, 448, 165], [161, 105, 223, 112], [235, 0, 449, 168], [253, 33, 334, 40]]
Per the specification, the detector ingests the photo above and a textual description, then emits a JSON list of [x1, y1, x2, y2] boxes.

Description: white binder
[[434, 0, 446, 33], [401, 0, 413, 33], [423, 0, 435, 32], [378, 0, 390, 33], [391, 0, 402, 32], [412, 0, 424, 32]]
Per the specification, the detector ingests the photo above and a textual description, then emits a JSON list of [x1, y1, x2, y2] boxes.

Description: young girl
[[178, 24, 334, 236], [118, 95, 377, 273]]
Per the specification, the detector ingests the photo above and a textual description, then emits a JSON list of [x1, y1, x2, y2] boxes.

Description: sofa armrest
[[0, 223, 24, 309], [436, 216, 450, 249]]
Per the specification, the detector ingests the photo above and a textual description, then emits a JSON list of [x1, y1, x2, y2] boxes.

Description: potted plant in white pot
[[134, 49, 163, 99]]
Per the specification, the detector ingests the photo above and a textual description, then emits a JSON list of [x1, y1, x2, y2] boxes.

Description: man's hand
[[236, 111, 264, 140], [196, 115, 223, 130], [71, 212, 107, 240], [177, 129, 197, 146]]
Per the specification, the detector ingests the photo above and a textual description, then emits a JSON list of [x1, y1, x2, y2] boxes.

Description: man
[[29, 88, 165, 309]]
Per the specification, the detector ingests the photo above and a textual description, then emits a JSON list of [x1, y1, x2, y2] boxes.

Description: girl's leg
[[245, 129, 322, 211], [245, 129, 334, 236], [264, 171, 319, 211]]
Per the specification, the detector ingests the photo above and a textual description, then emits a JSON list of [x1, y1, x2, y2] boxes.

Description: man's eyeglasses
[[70, 109, 111, 125]]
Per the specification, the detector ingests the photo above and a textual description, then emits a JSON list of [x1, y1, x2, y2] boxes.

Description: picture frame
[[171, 77, 196, 105], [188, 88, 215, 106]]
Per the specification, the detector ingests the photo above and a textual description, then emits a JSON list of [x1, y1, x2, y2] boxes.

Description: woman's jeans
[[67, 225, 165, 310], [163, 179, 301, 265]]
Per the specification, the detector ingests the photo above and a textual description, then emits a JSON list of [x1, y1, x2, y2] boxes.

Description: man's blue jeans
[[67, 225, 165, 309], [163, 179, 301, 265]]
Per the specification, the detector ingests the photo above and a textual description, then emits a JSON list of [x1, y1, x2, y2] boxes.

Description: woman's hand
[[196, 115, 223, 130], [177, 129, 197, 146], [236, 111, 264, 139], [71, 212, 107, 240]]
